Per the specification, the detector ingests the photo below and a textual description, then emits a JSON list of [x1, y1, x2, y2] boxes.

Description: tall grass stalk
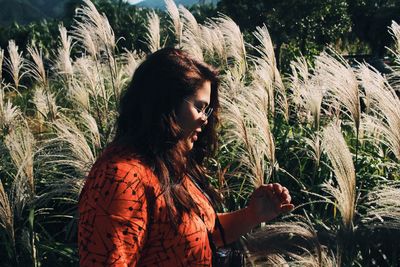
[[47, 116, 97, 179], [215, 15, 247, 76], [243, 218, 327, 266], [363, 182, 400, 230], [358, 64, 400, 161], [0, 179, 16, 261], [220, 74, 275, 187], [322, 124, 356, 231], [165, 0, 182, 46], [290, 57, 325, 131], [55, 25, 74, 80], [5, 125, 37, 266], [4, 40, 27, 92], [315, 51, 361, 132], [315, 51, 361, 175], [252, 25, 288, 120], [0, 91, 22, 135], [200, 22, 227, 63], [322, 124, 356, 265], [180, 5, 203, 61], [0, 48, 4, 89], [144, 11, 161, 53], [74, 0, 118, 106]]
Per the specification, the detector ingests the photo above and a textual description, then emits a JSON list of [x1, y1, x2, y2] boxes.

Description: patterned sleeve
[[79, 162, 149, 266]]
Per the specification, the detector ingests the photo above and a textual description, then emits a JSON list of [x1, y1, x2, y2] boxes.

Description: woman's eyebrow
[[195, 100, 209, 107]]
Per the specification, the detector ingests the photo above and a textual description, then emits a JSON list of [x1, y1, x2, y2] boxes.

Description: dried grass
[[165, 0, 182, 45], [315, 50, 361, 133], [322, 124, 356, 231], [4, 40, 27, 90], [363, 182, 400, 230], [358, 64, 400, 161], [144, 11, 161, 53]]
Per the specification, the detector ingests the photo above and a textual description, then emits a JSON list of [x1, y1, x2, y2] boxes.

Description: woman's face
[[176, 80, 211, 153]]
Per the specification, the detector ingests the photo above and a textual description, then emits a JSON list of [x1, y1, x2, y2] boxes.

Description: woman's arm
[[212, 183, 294, 247], [78, 164, 149, 266]]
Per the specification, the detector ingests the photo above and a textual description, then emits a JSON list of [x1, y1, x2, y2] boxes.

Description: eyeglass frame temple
[[183, 98, 213, 119]]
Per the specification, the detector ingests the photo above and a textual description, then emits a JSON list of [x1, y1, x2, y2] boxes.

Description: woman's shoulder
[[88, 144, 157, 188]]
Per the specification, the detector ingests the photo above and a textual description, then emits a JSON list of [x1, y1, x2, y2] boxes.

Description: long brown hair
[[114, 48, 221, 227]]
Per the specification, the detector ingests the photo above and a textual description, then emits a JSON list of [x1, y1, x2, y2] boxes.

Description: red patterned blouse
[[78, 146, 217, 266]]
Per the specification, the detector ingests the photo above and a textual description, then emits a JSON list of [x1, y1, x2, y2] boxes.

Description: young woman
[[78, 48, 294, 266]]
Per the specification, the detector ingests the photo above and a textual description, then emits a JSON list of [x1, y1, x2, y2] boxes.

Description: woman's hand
[[214, 183, 294, 245], [246, 183, 294, 224]]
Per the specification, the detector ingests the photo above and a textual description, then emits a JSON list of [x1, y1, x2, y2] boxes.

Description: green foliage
[[217, 0, 351, 69]]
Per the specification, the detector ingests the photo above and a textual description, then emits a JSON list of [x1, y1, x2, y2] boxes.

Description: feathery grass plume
[[388, 21, 400, 90], [144, 11, 161, 53], [201, 22, 227, 63], [389, 21, 400, 55], [220, 74, 276, 187], [4, 40, 27, 90], [315, 50, 361, 134], [5, 125, 36, 197], [304, 133, 322, 168], [165, 0, 182, 46], [252, 24, 275, 67], [289, 56, 309, 109], [290, 56, 326, 130], [274, 70, 289, 121], [73, 56, 111, 134], [0, 91, 22, 135], [32, 87, 58, 121], [55, 25, 73, 77], [322, 124, 356, 231], [113, 60, 132, 102], [362, 182, 400, 230], [67, 79, 91, 111], [358, 64, 400, 161], [68, 78, 90, 111], [74, 56, 107, 103], [0, 48, 4, 87], [121, 49, 140, 79], [179, 5, 203, 61], [73, 21, 98, 57], [40, 116, 97, 200], [363, 115, 400, 161], [0, 179, 15, 251], [27, 44, 47, 87], [73, 0, 120, 107], [215, 14, 247, 74], [179, 5, 199, 37], [220, 94, 265, 188], [198, 25, 213, 55], [252, 58, 275, 116], [48, 117, 97, 177], [241, 86, 276, 170], [251, 24, 288, 120], [357, 63, 395, 116], [80, 110, 101, 150], [243, 218, 325, 266], [300, 81, 325, 130], [74, 0, 116, 54]]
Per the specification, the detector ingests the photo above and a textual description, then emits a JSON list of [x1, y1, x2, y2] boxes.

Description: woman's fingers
[[257, 183, 294, 207], [280, 187, 291, 204], [272, 183, 283, 195], [280, 203, 295, 213]]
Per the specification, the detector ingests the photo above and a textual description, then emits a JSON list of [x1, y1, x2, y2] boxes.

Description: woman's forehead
[[192, 80, 211, 99]]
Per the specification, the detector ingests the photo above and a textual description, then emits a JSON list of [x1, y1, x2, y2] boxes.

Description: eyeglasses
[[184, 98, 213, 120]]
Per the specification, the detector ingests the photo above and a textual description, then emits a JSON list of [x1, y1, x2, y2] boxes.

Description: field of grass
[[0, 0, 399, 266]]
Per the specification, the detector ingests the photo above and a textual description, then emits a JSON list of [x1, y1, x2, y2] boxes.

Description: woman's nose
[[200, 116, 208, 126]]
